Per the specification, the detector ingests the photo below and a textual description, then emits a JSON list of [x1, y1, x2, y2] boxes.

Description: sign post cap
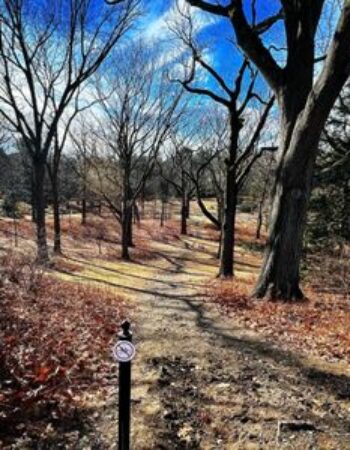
[[119, 320, 132, 340]]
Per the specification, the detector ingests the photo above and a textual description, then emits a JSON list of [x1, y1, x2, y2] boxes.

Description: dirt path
[[2, 215, 349, 449], [49, 225, 350, 449], [117, 243, 350, 450]]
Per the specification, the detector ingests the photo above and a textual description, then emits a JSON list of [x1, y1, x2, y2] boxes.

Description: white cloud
[[142, 0, 217, 42]]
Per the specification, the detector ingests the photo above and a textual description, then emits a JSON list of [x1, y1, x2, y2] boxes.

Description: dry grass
[[139, 219, 181, 243], [0, 217, 35, 241]]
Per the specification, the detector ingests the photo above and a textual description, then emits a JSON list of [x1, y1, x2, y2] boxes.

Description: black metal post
[[118, 320, 132, 450]]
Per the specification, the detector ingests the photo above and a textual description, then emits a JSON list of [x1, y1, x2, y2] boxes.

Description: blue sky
[[134, 1, 285, 104], [14, 0, 340, 130]]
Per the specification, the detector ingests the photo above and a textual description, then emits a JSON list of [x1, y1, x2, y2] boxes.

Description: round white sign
[[113, 340, 136, 363]]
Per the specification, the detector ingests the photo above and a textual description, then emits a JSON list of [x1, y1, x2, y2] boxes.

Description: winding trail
[[106, 240, 350, 449], [64, 226, 350, 449], [2, 212, 349, 449]]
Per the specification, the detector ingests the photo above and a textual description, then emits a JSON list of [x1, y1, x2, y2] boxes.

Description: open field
[[0, 202, 349, 448]]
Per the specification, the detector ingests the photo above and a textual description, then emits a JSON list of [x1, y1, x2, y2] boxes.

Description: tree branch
[[226, 1, 284, 92], [186, 0, 229, 17]]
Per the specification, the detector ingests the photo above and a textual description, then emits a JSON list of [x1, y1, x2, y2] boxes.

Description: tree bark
[[187, 0, 350, 299], [254, 73, 347, 299], [33, 161, 49, 263], [47, 162, 62, 255], [196, 193, 221, 230], [237, 1, 350, 300], [219, 116, 239, 278], [121, 206, 131, 260], [219, 183, 237, 277]]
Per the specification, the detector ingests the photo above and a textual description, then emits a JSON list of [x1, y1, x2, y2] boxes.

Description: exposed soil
[[1, 213, 349, 449], [121, 242, 350, 449]]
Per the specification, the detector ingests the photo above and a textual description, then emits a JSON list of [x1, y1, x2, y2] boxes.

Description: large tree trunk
[[33, 161, 49, 263], [187, 0, 350, 299], [254, 162, 316, 299], [250, 27, 318, 295], [254, 88, 336, 299]]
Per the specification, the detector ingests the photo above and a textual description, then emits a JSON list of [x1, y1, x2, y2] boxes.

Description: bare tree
[[0, 0, 139, 262], [170, 8, 274, 277], [162, 110, 227, 235], [185, 110, 227, 232], [47, 87, 106, 254], [159, 141, 196, 235], [186, 0, 350, 299], [87, 44, 183, 260], [70, 118, 98, 227]]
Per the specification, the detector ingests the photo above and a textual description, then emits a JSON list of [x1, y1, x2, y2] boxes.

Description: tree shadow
[[63, 256, 202, 289], [150, 287, 350, 408]]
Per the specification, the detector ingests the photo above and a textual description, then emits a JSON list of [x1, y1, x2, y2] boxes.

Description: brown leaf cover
[[208, 278, 350, 363], [0, 252, 127, 444]]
